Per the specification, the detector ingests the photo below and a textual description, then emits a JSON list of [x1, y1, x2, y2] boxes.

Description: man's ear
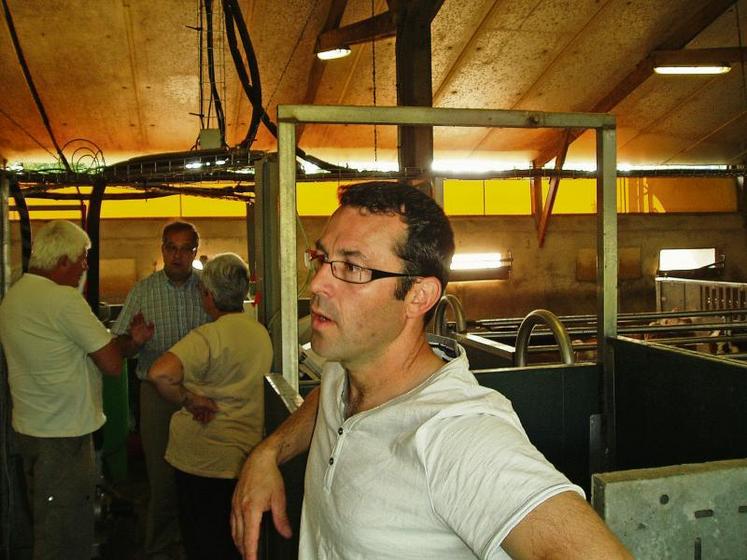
[[405, 277, 442, 320]]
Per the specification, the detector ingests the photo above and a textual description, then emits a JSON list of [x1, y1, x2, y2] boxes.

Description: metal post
[[254, 155, 283, 370], [278, 122, 299, 391], [276, 104, 617, 398], [85, 179, 106, 313], [245, 201, 256, 283], [1, 173, 10, 297], [596, 125, 618, 470], [431, 177, 444, 208]]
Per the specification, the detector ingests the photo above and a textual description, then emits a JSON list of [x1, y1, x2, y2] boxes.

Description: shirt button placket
[[323, 424, 347, 491]]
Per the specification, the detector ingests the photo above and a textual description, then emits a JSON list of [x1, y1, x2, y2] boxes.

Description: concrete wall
[[444, 212, 747, 319], [9, 212, 746, 319]]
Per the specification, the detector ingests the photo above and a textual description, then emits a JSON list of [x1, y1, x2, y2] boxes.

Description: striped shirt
[[112, 270, 210, 379]]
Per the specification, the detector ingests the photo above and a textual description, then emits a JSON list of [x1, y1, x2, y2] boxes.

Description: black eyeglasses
[[304, 249, 416, 285], [163, 243, 197, 256]]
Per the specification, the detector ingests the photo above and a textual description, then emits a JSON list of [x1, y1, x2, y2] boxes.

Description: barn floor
[[96, 435, 154, 560]]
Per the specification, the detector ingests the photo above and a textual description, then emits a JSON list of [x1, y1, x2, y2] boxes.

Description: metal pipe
[[515, 309, 575, 367], [1, 173, 10, 297], [433, 294, 467, 336], [278, 121, 299, 391]]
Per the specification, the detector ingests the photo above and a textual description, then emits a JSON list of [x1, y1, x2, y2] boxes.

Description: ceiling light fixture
[[653, 64, 731, 75], [450, 252, 513, 282], [316, 47, 351, 61], [650, 48, 745, 76]]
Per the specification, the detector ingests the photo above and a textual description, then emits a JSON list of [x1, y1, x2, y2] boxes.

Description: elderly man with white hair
[[149, 252, 273, 560], [0, 219, 154, 560]]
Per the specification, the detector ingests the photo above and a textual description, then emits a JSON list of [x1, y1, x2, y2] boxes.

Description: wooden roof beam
[[537, 130, 571, 248], [395, 0, 445, 174], [316, 11, 397, 53]]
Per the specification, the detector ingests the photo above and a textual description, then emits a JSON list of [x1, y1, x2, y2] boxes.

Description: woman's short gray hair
[[201, 253, 250, 312], [29, 220, 91, 271]]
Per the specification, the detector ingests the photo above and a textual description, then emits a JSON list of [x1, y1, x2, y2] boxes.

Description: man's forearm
[[258, 386, 320, 466], [113, 333, 141, 357]]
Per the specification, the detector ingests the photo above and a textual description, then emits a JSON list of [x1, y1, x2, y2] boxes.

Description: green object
[[102, 361, 130, 483]]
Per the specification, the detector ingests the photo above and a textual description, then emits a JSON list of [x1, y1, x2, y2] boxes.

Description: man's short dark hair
[[162, 221, 199, 248], [338, 181, 454, 322]]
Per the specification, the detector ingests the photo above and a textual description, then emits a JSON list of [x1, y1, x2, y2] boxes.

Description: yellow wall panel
[[484, 178, 531, 215], [444, 179, 485, 215], [100, 196, 183, 218], [297, 182, 340, 216], [181, 195, 246, 217], [622, 177, 736, 213], [542, 178, 597, 214], [10, 192, 88, 221], [9, 177, 738, 221]]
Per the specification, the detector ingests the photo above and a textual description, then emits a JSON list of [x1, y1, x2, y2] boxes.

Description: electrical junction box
[[198, 128, 221, 149], [592, 459, 747, 559]]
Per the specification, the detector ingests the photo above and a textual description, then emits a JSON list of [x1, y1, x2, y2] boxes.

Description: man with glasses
[[113, 221, 210, 560], [231, 182, 630, 559]]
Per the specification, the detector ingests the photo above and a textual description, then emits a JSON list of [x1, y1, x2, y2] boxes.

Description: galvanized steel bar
[[596, 125, 618, 469], [276, 104, 618, 411], [277, 105, 616, 130], [278, 121, 299, 391]]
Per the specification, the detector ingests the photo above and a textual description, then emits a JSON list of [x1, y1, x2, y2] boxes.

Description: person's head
[[200, 253, 249, 315], [161, 221, 199, 284], [338, 181, 454, 318], [29, 220, 90, 287], [307, 181, 454, 366]]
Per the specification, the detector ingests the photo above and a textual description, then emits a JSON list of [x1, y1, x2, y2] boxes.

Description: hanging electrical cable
[[1, 0, 72, 172], [262, 0, 317, 113], [204, 0, 227, 146], [224, 0, 263, 145], [0, 107, 58, 161], [220, 0, 345, 172], [222, 0, 262, 147], [198, 0, 205, 131]]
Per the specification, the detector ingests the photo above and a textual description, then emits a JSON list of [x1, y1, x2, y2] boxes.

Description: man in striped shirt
[[113, 221, 210, 560]]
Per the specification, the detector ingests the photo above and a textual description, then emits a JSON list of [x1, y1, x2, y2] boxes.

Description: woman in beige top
[[149, 253, 272, 560]]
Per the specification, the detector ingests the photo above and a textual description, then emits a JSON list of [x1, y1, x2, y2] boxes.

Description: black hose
[[85, 179, 106, 313], [222, 3, 260, 147], [224, 0, 263, 146], [220, 0, 345, 172], [204, 0, 227, 145], [9, 178, 31, 273]]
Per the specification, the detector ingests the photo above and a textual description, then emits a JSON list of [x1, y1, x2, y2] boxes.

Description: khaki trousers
[[140, 380, 181, 558]]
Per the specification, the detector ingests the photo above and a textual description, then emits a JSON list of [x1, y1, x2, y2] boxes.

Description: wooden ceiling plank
[[618, 75, 722, 154], [533, 0, 737, 168], [432, 0, 502, 106], [122, 2, 148, 149], [466, 0, 613, 157], [664, 108, 747, 164], [728, 145, 747, 164]]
